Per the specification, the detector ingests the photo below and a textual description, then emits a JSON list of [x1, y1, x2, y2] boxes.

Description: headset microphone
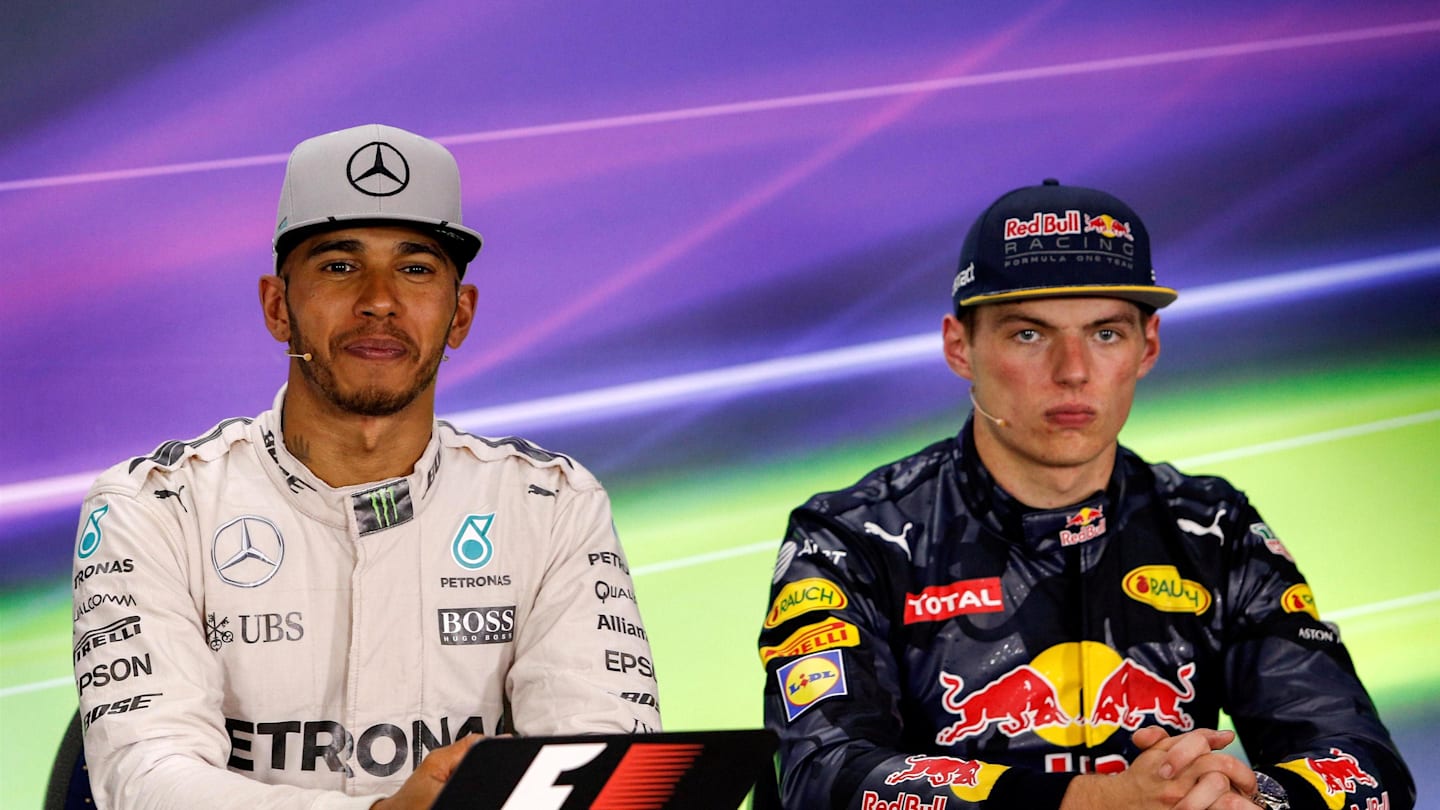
[[286, 352, 312, 362], [969, 389, 1007, 428]]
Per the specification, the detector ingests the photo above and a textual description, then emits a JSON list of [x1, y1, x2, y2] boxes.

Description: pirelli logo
[[75, 616, 142, 663]]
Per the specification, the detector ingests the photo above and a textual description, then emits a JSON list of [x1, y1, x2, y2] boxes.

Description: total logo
[[1277, 748, 1380, 805], [935, 642, 1196, 753], [904, 577, 1004, 624], [1060, 506, 1105, 547]]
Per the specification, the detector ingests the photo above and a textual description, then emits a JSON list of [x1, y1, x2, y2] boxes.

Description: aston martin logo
[[346, 141, 409, 197], [212, 516, 285, 588]]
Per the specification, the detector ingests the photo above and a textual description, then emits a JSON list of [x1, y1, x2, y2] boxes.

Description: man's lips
[[1045, 405, 1096, 428], [342, 337, 411, 360]]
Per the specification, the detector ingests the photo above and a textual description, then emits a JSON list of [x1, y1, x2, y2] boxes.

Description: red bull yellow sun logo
[[934, 642, 1197, 750]]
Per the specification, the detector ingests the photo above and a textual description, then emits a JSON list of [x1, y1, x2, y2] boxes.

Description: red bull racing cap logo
[[952, 180, 1176, 312], [778, 649, 849, 721]]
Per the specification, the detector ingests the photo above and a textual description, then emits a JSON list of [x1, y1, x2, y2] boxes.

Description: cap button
[[1042, 178, 1060, 186]]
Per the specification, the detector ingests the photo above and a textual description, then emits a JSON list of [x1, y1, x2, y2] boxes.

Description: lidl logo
[[452, 514, 496, 571], [778, 650, 848, 721]]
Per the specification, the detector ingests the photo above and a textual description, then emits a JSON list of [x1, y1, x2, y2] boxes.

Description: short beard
[[287, 307, 444, 418]]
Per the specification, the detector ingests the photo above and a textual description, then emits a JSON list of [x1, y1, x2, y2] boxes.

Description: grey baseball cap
[[273, 123, 483, 276]]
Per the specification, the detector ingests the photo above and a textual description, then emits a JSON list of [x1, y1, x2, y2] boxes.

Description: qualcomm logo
[[212, 516, 285, 588], [78, 504, 110, 559], [452, 514, 496, 571]]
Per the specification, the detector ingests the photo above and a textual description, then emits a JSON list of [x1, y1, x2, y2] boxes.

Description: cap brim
[[274, 215, 482, 275], [959, 284, 1177, 309]]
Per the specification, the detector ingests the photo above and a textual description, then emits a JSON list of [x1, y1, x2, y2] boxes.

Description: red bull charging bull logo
[[885, 755, 983, 788], [1060, 506, 1106, 546], [883, 754, 1010, 803], [934, 642, 1197, 750], [1083, 213, 1135, 241], [1278, 747, 1379, 807]]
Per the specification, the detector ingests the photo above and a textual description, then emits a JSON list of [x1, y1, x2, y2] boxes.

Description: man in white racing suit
[[71, 124, 660, 810]]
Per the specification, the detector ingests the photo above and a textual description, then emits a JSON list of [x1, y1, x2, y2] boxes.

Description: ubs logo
[[212, 516, 285, 588], [347, 141, 409, 197]]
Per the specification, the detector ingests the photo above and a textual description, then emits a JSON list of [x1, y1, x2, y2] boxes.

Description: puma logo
[[864, 521, 913, 559], [527, 484, 556, 497], [153, 485, 188, 513], [1177, 508, 1226, 540]]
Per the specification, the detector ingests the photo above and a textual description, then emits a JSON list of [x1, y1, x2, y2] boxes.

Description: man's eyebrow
[[395, 241, 445, 260], [306, 238, 364, 258]]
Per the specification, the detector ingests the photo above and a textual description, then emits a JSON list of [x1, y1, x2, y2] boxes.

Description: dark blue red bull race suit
[[759, 420, 1414, 810]]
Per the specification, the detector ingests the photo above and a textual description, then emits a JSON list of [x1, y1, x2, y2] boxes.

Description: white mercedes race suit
[[71, 388, 661, 809]]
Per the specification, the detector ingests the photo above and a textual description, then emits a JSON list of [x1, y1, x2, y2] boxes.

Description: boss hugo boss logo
[[212, 516, 285, 588], [347, 141, 409, 197], [437, 605, 515, 645]]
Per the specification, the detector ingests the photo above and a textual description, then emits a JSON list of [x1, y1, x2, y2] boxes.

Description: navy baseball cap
[[951, 179, 1177, 311]]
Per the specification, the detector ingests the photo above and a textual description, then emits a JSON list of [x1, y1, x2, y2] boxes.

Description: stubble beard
[[287, 313, 444, 418]]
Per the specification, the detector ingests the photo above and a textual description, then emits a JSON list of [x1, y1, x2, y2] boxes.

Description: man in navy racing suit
[[758, 180, 1413, 810]]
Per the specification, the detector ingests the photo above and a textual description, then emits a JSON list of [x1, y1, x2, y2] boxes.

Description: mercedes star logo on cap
[[346, 141, 410, 197]]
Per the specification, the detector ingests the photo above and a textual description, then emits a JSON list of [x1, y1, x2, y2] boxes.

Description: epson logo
[[604, 649, 654, 678], [438, 606, 516, 645], [77, 654, 153, 694]]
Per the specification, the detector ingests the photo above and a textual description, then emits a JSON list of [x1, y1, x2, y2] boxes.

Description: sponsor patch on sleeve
[[759, 619, 859, 664], [1276, 747, 1378, 805], [1281, 583, 1320, 620], [777, 650, 848, 721], [764, 577, 848, 628]]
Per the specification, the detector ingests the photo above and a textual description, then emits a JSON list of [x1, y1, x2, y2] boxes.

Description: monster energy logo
[[352, 480, 413, 536]]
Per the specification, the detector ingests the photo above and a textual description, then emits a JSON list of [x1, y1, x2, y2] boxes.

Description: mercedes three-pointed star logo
[[212, 516, 285, 588], [346, 141, 410, 197]]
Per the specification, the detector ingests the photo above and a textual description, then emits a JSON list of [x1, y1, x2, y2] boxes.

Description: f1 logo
[[495, 742, 701, 810], [499, 744, 605, 810]]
